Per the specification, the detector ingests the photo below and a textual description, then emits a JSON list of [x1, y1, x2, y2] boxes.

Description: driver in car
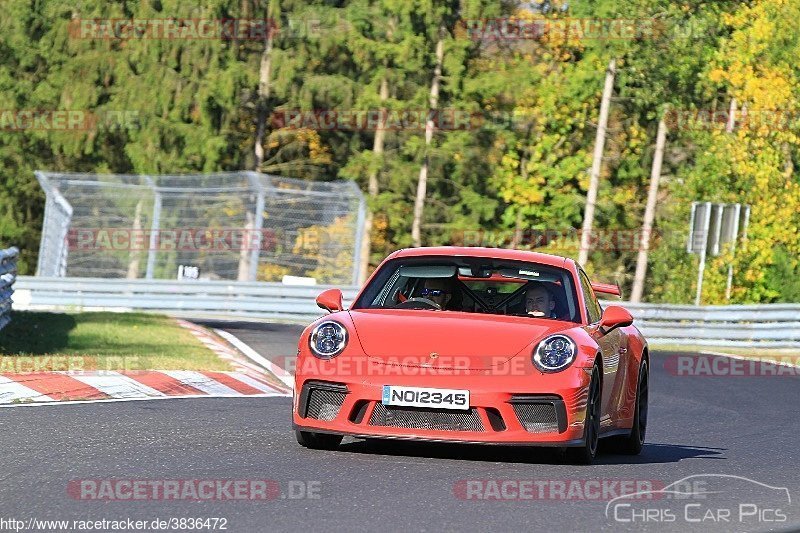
[[525, 283, 558, 318], [419, 277, 456, 310]]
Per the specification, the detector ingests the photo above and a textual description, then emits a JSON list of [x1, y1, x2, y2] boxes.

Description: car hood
[[348, 309, 573, 369]]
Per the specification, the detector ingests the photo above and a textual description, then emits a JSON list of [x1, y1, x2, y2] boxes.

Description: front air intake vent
[[299, 381, 348, 421], [509, 395, 567, 433], [369, 404, 484, 432]]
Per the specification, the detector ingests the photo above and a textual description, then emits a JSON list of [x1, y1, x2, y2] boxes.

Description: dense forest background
[[1, 0, 799, 303]]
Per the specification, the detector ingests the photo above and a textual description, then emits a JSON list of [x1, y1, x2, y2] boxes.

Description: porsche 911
[[292, 247, 648, 464]]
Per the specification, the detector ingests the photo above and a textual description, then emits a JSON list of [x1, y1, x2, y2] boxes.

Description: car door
[[577, 269, 627, 429]]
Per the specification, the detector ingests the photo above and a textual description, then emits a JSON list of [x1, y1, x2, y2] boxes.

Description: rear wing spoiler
[[591, 282, 621, 298]]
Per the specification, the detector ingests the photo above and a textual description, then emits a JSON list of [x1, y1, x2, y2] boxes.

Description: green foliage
[[0, 0, 798, 303]]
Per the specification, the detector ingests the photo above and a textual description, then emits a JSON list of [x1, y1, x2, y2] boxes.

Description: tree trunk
[[578, 58, 616, 266], [511, 208, 524, 248], [725, 98, 738, 300], [782, 142, 794, 179], [241, 3, 274, 280], [411, 28, 445, 248], [358, 77, 389, 285], [253, 2, 275, 171], [725, 98, 737, 133], [630, 117, 667, 302]]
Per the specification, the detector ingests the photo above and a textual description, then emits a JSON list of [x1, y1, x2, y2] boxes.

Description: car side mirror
[[316, 288, 343, 313], [599, 305, 633, 332]]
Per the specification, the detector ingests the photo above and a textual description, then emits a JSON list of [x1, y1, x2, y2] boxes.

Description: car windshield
[[353, 257, 580, 323]]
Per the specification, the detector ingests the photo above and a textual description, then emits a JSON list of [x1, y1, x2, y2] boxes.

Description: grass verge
[[0, 311, 232, 372]]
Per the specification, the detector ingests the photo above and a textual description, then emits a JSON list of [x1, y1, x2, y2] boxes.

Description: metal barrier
[[12, 276, 800, 348], [611, 301, 800, 349], [0, 248, 19, 331], [14, 276, 360, 322]]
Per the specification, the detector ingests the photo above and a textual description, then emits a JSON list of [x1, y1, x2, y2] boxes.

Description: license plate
[[381, 385, 469, 410]]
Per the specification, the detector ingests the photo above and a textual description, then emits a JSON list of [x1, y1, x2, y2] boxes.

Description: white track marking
[[0, 370, 290, 407], [213, 328, 295, 389], [0, 375, 55, 404], [229, 372, 290, 396], [0, 394, 286, 408], [69, 372, 166, 399], [161, 370, 240, 396]]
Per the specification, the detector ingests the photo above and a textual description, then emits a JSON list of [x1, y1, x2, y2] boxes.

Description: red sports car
[[292, 247, 648, 463]]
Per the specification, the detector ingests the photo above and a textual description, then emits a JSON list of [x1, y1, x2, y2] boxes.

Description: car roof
[[390, 246, 571, 269]]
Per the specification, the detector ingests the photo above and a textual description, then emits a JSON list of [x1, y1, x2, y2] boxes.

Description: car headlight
[[309, 321, 348, 359], [532, 334, 577, 372]]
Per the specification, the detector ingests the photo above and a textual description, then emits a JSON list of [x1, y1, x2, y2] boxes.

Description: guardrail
[[12, 276, 800, 348], [0, 247, 19, 331], [611, 301, 800, 349], [14, 276, 360, 322]]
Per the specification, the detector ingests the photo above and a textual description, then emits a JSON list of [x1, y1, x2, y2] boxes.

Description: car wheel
[[295, 429, 343, 450], [566, 364, 601, 465], [610, 360, 648, 455]]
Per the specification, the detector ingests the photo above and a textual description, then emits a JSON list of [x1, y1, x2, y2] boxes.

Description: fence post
[[145, 190, 162, 279], [34, 171, 73, 277], [248, 189, 266, 282], [694, 202, 712, 306], [352, 193, 367, 286]]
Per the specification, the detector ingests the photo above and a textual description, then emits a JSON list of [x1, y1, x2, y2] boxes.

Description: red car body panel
[[351, 309, 573, 366], [293, 247, 647, 446]]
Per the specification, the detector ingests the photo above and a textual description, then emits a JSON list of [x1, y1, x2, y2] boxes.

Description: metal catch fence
[[35, 171, 365, 285]]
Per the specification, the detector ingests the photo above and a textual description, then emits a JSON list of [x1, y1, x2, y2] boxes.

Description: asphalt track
[[1, 321, 799, 533]]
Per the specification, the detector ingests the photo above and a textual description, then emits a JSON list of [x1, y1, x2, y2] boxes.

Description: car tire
[[565, 363, 601, 465], [295, 429, 343, 450], [609, 359, 648, 455]]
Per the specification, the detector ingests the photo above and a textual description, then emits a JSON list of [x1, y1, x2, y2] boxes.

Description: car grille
[[305, 387, 347, 421], [512, 402, 559, 433], [369, 403, 485, 432]]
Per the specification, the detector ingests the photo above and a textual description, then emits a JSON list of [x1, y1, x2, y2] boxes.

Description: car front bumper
[[292, 362, 594, 446]]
